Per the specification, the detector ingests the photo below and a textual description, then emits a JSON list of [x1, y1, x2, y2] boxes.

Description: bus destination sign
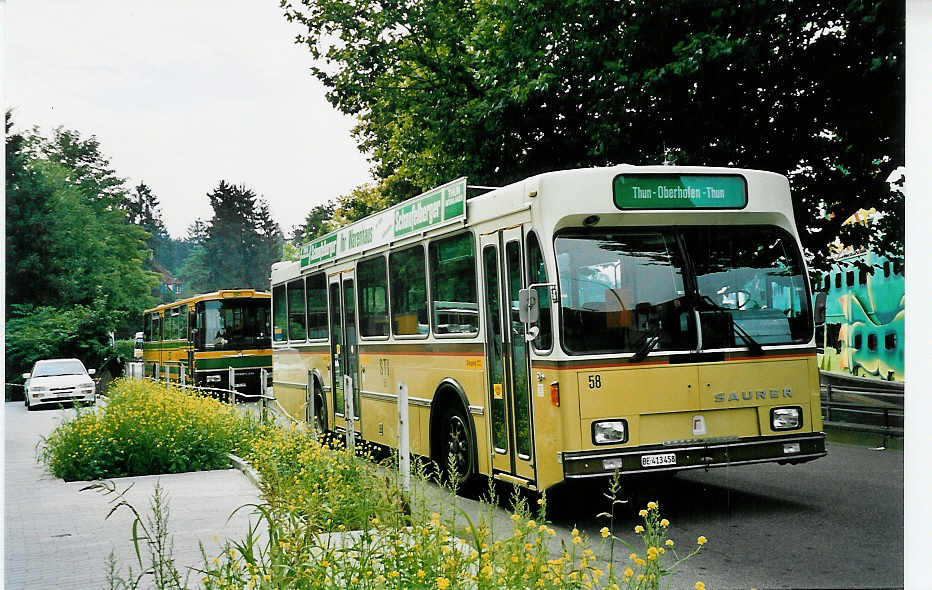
[[613, 174, 747, 210], [300, 177, 467, 269]]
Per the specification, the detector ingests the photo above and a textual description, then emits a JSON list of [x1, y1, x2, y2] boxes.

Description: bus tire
[[312, 386, 328, 433], [440, 404, 476, 489]]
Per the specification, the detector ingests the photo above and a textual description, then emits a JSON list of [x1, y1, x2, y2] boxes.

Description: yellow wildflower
[[660, 518, 670, 527], [698, 536, 708, 546], [436, 577, 451, 589], [624, 568, 633, 579], [696, 583, 706, 590], [600, 527, 610, 538], [639, 509, 648, 517], [666, 539, 674, 547], [647, 501, 658, 510], [634, 525, 645, 533]]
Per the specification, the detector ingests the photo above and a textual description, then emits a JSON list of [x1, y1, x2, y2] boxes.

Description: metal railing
[[820, 377, 904, 448], [138, 363, 277, 421]]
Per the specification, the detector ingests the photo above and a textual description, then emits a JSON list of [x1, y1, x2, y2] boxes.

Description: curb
[[228, 453, 262, 489]]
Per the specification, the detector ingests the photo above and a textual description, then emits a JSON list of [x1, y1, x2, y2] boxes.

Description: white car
[[23, 358, 96, 411]]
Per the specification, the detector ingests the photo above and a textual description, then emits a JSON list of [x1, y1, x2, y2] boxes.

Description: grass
[[39, 379, 264, 481]]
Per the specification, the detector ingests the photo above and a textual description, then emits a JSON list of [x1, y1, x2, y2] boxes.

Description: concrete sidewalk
[[4, 402, 262, 590]]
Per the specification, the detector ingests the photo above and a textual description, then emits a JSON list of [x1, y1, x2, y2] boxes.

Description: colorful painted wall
[[815, 250, 904, 381]]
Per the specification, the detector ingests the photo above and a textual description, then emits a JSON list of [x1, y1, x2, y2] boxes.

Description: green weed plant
[[40, 379, 261, 480]]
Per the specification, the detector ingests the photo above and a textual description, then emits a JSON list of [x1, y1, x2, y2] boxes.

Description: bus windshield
[[555, 226, 812, 355], [196, 299, 271, 351]]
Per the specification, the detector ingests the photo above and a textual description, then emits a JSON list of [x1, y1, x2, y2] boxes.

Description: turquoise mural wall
[[815, 250, 904, 381]]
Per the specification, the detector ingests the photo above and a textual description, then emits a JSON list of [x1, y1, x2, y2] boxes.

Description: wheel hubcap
[[447, 415, 469, 477]]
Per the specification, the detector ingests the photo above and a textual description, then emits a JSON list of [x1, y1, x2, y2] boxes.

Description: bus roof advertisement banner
[[300, 177, 467, 269], [613, 174, 747, 210]]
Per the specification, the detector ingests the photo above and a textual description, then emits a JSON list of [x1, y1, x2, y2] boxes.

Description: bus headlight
[[771, 407, 802, 431], [592, 419, 628, 445]]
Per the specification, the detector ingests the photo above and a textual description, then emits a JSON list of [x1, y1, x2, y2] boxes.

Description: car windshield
[[555, 226, 812, 355], [34, 360, 87, 377]]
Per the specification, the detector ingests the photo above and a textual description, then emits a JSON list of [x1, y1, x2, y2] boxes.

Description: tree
[[179, 181, 283, 293], [281, 0, 904, 268], [5, 116, 160, 380], [5, 111, 60, 309], [289, 201, 335, 246]]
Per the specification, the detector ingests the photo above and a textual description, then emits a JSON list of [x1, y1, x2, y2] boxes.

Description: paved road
[[545, 443, 904, 589], [4, 402, 261, 590]]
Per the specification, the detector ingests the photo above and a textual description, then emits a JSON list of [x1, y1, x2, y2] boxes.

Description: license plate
[[641, 453, 677, 468]]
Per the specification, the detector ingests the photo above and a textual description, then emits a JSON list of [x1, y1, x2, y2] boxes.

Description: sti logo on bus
[[714, 388, 793, 403]]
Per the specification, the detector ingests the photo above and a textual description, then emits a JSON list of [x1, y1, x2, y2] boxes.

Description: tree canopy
[[5, 114, 160, 380], [177, 181, 284, 294], [281, 0, 904, 267]]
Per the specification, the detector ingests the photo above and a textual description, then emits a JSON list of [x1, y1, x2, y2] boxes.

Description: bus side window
[[429, 232, 479, 336], [272, 284, 288, 342], [306, 273, 329, 339], [287, 279, 307, 341], [358, 255, 389, 337], [390, 245, 429, 336], [526, 231, 552, 351]]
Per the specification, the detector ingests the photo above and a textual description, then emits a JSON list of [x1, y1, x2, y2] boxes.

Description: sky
[[5, 0, 372, 238]]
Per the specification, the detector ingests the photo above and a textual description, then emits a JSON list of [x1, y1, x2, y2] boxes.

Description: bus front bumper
[[561, 432, 826, 479]]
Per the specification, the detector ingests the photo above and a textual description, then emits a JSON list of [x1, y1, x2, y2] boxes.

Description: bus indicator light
[[550, 382, 560, 407]]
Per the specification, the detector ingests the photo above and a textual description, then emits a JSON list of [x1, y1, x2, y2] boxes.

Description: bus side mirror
[[814, 292, 826, 326], [518, 288, 539, 324]]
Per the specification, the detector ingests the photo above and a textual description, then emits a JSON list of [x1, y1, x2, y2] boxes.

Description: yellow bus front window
[[685, 227, 812, 346], [555, 229, 691, 355]]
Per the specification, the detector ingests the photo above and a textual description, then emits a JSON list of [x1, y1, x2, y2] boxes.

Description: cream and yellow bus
[[142, 290, 272, 396], [270, 167, 826, 491]]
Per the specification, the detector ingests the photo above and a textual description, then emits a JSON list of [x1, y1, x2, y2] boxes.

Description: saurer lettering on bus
[[713, 388, 793, 403]]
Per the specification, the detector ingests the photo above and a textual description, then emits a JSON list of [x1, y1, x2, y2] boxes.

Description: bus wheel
[[313, 390, 327, 433], [442, 406, 475, 488]]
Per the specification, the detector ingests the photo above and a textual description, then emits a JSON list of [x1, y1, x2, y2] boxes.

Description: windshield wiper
[[695, 295, 764, 356], [629, 325, 663, 363]]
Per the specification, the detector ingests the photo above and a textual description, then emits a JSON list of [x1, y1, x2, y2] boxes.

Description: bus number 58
[[588, 375, 602, 389]]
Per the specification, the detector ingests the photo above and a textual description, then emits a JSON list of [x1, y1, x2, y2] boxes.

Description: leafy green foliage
[[282, 0, 904, 267], [5, 303, 119, 385], [39, 379, 261, 481], [5, 113, 160, 379], [245, 427, 403, 533]]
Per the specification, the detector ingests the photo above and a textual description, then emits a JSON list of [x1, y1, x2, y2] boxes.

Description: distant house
[[151, 260, 183, 297]]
